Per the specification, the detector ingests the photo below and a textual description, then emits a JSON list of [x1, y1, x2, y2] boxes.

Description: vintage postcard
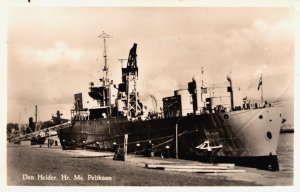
[[1, 0, 297, 191]]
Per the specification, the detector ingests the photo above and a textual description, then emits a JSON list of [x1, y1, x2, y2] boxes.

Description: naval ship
[[57, 32, 283, 170]]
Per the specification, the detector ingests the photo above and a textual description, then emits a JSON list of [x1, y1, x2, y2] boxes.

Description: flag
[[257, 75, 262, 90], [201, 87, 207, 93], [226, 74, 232, 83]]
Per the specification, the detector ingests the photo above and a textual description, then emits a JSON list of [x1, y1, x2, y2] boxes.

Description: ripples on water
[[277, 133, 293, 174], [239, 133, 294, 185]]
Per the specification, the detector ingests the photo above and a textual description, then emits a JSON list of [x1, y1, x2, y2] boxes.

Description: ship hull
[[57, 107, 282, 170]]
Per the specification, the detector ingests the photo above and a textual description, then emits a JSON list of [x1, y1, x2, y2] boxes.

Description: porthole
[[266, 131, 272, 140], [259, 115, 263, 119]]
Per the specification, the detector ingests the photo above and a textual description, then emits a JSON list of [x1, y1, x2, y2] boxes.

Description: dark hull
[[184, 154, 279, 171], [57, 107, 282, 170]]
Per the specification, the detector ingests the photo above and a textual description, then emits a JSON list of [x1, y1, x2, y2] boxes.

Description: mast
[[18, 112, 21, 128], [98, 31, 112, 86], [201, 67, 204, 103], [227, 75, 234, 110], [35, 105, 37, 131], [257, 74, 263, 102], [260, 74, 263, 102]]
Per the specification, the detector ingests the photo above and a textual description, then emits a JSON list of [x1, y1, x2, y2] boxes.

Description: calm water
[[222, 133, 294, 185], [277, 133, 294, 174]]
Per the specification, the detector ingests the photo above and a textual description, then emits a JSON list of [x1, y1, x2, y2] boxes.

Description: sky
[[7, 7, 295, 124]]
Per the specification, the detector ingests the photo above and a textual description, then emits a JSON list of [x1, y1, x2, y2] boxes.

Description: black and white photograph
[[1, 0, 297, 189]]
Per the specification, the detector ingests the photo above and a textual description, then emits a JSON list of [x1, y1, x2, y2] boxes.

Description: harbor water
[[277, 133, 294, 176]]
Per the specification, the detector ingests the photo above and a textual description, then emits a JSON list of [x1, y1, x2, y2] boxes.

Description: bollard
[[165, 145, 170, 158], [135, 143, 141, 155], [144, 140, 152, 157], [113, 142, 117, 152], [62, 140, 66, 150], [96, 142, 100, 151], [82, 141, 86, 150]]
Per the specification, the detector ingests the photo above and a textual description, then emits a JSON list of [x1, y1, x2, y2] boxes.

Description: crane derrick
[[122, 43, 140, 118]]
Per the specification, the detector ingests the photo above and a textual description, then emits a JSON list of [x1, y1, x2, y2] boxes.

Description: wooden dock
[[145, 163, 245, 173]]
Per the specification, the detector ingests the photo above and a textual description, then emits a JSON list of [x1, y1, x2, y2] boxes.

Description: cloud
[[254, 18, 294, 40], [8, 41, 97, 109], [18, 41, 85, 69], [35, 42, 84, 65], [7, 8, 294, 122]]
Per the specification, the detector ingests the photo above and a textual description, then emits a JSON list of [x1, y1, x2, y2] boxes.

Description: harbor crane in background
[[149, 94, 158, 113]]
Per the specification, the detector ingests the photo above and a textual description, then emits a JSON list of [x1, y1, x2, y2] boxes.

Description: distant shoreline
[[280, 129, 294, 134]]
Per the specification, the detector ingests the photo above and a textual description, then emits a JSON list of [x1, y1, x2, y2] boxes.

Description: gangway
[[10, 121, 72, 143]]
